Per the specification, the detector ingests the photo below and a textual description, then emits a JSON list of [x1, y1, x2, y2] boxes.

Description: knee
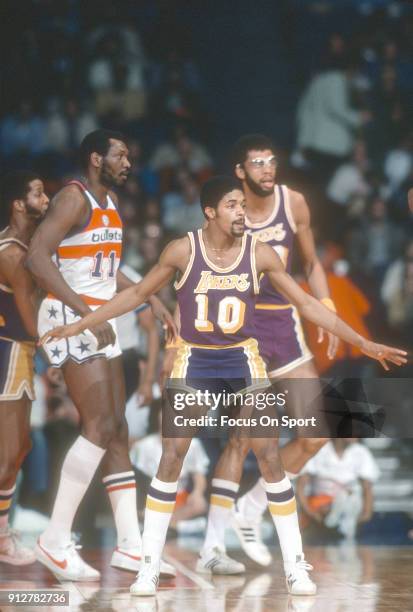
[[254, 441, 280, 466], [83, 414, 119, 449], [299, 437, 329, 457]]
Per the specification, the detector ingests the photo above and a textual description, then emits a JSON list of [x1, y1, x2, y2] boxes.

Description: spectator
[[381, 239, 413, 339], [161, 169, 204, 234], [295, 56, 371, 179], [296, 438, 380, 539], [45, 98, 98, 153], [300, 244, 374, 377], [326, 139, 372, 207], [88, 31, 146, 121], [367, 64, 408, 163], [127, 138, 160, 196], [347, 195, 404, 282], [150, 125, 213, 191], [0, 101, 46, 157], [383, 132, 413, 199]]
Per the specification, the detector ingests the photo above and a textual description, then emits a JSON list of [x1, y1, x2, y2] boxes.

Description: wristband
[[321, 297, 336, 312]]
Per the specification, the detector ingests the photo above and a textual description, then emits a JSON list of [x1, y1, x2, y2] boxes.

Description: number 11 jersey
[[51, 180, 122, 306]]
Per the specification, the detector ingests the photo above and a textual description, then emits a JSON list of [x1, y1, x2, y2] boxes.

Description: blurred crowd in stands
[[1, 1, 412, 356], [3, 0, 413, 536]]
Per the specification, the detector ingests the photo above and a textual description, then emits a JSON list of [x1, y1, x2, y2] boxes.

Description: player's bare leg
[[35, 357, 118, 581], [198, 435, 250, 575], [277, 360, 329, 475], [249, 436, 316, 595], [99, 358, 175, 578], [0, 397, 36, 565], [234, 360, 328, 566], [130, 435, 193, 595]]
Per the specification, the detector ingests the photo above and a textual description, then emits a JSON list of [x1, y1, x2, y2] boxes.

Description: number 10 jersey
[[176, 229, 260, 347]]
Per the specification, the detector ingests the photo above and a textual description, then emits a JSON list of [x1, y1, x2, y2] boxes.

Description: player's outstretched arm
[[292, 189, 339, 359], [256, 241, 407, 370], [116, 268, 177, 343], [40, 238, 188, 343]]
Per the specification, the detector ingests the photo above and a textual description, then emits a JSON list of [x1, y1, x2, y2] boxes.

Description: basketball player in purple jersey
[[41, 176, 406, 596], [228, 133, 341, 565], [0, 171, 49, 565]]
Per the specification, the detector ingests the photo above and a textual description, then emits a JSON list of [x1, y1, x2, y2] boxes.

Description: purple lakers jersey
[[176, 229, 259, 346], [0, 238, 34, 342], [245, 185, 296, 306]]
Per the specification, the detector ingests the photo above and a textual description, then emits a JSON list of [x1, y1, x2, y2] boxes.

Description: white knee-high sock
[[264, 477, 303, 573], [202, 478, 239, 555], [237, 478, 267, 522], [41, 436, 105, 548], [141, 477, 178, 562], [103, 471, 141, 550], [237, 473, 299, 523], [0, 484, 16, 531]]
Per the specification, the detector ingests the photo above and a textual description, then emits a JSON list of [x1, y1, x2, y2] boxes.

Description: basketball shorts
[[38, 297, 122, 367], [254, 305, 312, 378], [0, 337, 35, 400], [169, 337, 269, 396]]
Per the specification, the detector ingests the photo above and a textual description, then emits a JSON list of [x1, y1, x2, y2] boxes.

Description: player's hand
[[360, 340, 407, 370], [149, 296, 178, 344], [317, 327, 339, 360], [159, 347, 178, 391], [90, 321, 116, 350], [39, 321, 83, 345]]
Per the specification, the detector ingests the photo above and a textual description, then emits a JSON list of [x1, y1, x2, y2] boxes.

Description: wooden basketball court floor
[[1, 542, 412, 611]]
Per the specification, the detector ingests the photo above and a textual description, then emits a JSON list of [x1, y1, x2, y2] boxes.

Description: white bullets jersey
[[50, 180, 122, 305]]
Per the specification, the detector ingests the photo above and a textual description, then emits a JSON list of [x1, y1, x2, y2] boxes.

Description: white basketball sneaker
[[110, 547, 176, 578], [0, 528, 36, 565], [285, 555, 317, 596], [231, 508, 272, 567], [130, 556, 160, 597], [196, 546, 245, 575], [35, 538, 100, 581]]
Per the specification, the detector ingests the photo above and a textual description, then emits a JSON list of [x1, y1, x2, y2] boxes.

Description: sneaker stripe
[[116, 548, 141, 561], [37, 541, 67, 570]]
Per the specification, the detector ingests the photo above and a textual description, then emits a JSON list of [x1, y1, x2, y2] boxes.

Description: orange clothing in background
[[300, 273, 372, 373]]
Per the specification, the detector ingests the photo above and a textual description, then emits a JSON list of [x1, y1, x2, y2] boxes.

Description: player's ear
[[91, 152, 102, 168], [235, 163, 245, 180], [13, 199, 25, 213], [204, 206, 216, 221]]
